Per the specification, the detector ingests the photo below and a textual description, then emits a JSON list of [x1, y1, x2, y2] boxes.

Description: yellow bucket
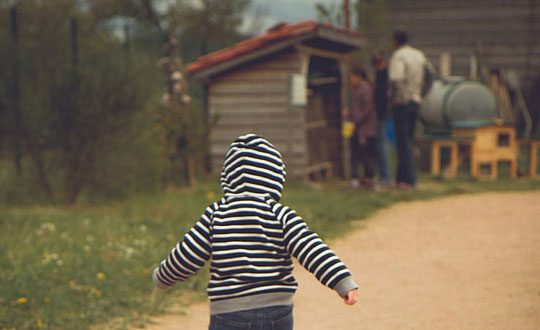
[[341, 121, 355, 138]]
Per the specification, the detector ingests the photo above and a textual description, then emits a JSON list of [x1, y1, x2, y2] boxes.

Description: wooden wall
[[386, 0, 540, 91], [207, 48, 308, 178]]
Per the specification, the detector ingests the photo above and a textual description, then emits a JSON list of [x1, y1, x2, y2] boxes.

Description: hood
[[220, 134, 286, 201]]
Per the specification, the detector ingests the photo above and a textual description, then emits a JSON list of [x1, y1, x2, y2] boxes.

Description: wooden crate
[[452, 125, 517, 179]]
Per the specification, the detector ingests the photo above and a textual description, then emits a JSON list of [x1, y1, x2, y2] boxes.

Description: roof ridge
[[185, 20, 362, 75]]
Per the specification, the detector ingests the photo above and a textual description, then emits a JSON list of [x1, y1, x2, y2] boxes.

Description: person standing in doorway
[[372, 48, 392, 188], [389, 29, 429, 189], [345, 66, 378, 189]]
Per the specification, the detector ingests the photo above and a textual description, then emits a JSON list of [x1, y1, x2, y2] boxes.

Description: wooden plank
[[210, 94, 289, 105], [210, 134, 305, 152], [215, 70, 291, 81], [204, 49, 300, 82], [210, 104, 292, 113], [296, 45, 348, 60], [237, 53, 301, 71], [210, 81, 290, 95], [210, 144, 307, 156], [215, 112, 302, 126], [210, 127, 304, 144]]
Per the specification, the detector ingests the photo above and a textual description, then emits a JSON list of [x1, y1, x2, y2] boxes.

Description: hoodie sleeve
[[153, 204, 215, 289], [272, 202, 358, 297]]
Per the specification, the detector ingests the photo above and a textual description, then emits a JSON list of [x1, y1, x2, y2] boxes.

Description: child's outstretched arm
[[273, 203, 359, 305], [152, 205, 215, 289]]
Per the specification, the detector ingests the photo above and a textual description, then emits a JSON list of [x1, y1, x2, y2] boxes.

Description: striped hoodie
[[153, 134, 358, 315]]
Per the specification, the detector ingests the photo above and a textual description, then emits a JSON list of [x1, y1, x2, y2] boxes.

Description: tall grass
[[1, 176, 539, 329]]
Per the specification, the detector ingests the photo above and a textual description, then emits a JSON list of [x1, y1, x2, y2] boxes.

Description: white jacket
[[389, 45, 427, 105]]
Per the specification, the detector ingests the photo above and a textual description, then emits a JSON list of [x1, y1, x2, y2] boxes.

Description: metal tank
[[420, 77, 497, 134]]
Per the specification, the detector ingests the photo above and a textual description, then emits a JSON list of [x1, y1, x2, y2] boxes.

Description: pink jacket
[[350, 82, 377, 141]]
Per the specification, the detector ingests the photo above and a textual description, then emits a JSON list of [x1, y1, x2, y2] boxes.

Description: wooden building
[[186, 20, 363, 178], [386, 0, 540, 97]]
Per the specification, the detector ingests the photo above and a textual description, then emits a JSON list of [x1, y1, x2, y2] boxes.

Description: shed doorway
[[306, 55, 344, 179]]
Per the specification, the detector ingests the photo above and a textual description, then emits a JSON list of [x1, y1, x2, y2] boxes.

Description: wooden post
[[340, 60, 351, 179], [10, 5, 22, 177], [531, 142, 539, 178], [440, 52, 452, 77], [430, 141, 458, 178], [430, 142, 440, 176], [469, 54, 478, 80]]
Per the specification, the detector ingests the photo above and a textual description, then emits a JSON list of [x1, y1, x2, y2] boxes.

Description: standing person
[[372, 48, 392, 188], [152, 134, 358, 330], [388, 29, 429, 189], [345, 66, 378, 189]]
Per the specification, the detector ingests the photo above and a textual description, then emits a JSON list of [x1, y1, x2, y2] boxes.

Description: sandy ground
[[142, 191, 540, 330]]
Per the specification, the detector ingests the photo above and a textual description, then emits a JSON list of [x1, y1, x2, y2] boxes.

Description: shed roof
[[185, 20, 363, 80]]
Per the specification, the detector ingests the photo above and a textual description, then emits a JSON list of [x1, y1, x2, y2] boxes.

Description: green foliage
[[179, 0, 250, 56], [0, 180, 221, 329], [0, 2, 167, 204], [1, 0, 255, 203]]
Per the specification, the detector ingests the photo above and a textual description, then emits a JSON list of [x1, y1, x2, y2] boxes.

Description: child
[[153, 134, 358, 330]]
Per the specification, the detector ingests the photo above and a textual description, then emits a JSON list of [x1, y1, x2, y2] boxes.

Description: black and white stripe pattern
[[220, 134, 286, 202], [155, 134, 354, 303]]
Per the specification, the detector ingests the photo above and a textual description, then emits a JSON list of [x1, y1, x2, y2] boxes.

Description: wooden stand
[[427, 137, 472, 178], [422, 125, 521, 179], [452, 125, 517, 179]]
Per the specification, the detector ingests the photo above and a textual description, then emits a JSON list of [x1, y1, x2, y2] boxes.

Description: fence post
[[10, 5, 22, 177]]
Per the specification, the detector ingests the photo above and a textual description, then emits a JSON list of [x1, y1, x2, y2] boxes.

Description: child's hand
[[343, 289, 358, 305]]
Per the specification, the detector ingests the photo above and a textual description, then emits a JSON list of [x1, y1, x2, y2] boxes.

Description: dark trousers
[[209, 305, 293, 330], [393, 102, 419, 186], [350, 136, 378, 180]]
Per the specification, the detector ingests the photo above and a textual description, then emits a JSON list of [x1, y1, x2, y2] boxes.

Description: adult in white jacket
[[389, 29, 429, 189]]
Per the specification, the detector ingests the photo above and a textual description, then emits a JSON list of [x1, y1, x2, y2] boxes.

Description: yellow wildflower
[[16, 297, 28, 304], [44, 297, 51, 304], [96, 272, 106, 280], [37, 319, 43, 328], [96, 290, 102, 297]]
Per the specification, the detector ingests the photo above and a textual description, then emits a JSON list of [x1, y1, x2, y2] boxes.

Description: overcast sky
[[242, 0, 338, 34]]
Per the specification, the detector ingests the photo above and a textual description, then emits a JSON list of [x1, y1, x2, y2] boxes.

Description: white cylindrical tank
[[420, 77, 497, 132]]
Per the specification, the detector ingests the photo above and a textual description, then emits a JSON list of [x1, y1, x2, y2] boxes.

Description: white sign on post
[[291, 73, 307, 106]]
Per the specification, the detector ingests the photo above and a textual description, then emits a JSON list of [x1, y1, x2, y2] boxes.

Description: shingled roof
[[185, 20, 363, 79]]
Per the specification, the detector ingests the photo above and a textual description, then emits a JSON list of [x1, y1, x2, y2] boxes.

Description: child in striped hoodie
[[153, 134, 358, 330]]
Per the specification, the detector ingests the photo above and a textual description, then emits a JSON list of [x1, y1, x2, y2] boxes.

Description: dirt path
[[143, 191, 540, 330]]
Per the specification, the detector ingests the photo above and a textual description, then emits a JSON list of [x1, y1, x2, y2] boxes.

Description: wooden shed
[[186, 20, 363, 179]]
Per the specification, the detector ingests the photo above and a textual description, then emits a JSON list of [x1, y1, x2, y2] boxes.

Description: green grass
[[1, 175, 539, 329]]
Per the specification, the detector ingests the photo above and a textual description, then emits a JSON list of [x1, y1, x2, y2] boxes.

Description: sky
[[242, 0, 338, 34]]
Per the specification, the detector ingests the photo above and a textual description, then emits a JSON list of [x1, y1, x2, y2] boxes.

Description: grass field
[[1, 175, 539, 329]]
